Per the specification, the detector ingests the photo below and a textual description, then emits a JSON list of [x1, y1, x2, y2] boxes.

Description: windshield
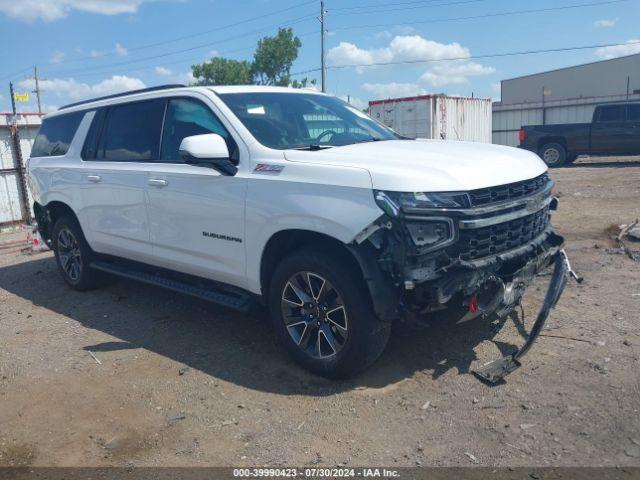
[[218, 92, 400, 150]]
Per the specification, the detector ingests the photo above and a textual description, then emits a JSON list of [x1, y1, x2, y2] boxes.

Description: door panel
[[590, 105, 627, 154], [80, 99, 165, 261], [627, 104, 640, 154], [145, 97, 247, 288], [146, 164, 247, 287]]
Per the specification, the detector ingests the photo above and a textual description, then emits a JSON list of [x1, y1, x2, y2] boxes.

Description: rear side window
[[628, 104, 640, 121], [597, 105, 626, 122], [31, 112, 84, 157], [98, 99, 165, 161]]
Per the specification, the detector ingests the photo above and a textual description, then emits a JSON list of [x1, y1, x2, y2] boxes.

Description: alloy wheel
[[280, 271, 349, 359], [57, 228, 82, 282]]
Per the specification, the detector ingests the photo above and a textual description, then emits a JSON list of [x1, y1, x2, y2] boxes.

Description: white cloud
[[0, 0, 156, 23], [594, 18, 618, 28], [362, 82, 427, 99], [595, 39, 640, 59], [327, 35, 470, 73], [50, 51, 65, 64], [339, 95, 368, 110], [155, 66, 173, 76], [420, 61, 495, 87], [90, 43, 128, 58], [175, 71, 196, 85], [114, 43, 128, 56], [18, 75, 145, 101]]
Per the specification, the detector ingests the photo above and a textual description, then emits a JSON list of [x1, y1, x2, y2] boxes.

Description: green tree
[[191, 57, 253, 86], [252, 28, 302, 86], [290, 77, 317, 89]]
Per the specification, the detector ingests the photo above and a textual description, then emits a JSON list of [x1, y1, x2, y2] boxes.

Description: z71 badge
[[253, 164, 285, 175]]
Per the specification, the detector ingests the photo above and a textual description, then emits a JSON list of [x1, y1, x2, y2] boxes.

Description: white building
[[493, 53, 640, 147]]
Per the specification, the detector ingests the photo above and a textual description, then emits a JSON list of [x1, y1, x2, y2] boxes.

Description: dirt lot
[[1, 157, 639, 468]]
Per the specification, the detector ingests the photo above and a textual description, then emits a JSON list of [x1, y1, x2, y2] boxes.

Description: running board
[[90, 260, 252, 312]]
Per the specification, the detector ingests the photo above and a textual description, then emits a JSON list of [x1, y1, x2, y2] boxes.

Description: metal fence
[[0, 113, 42, 229]]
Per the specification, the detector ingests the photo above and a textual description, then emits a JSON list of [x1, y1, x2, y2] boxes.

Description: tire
[[539, 142, 567, 168], [269, 247, 391, 378], [51, 215, 102, 291]]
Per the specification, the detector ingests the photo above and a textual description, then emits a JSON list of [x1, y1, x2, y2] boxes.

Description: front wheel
[[269, 248, 391, 378], [539, 142, 567, 168]]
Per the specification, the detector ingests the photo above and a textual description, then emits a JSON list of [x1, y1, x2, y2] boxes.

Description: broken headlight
[[404, 218, 455, 250], [375, 190, 469, 214]]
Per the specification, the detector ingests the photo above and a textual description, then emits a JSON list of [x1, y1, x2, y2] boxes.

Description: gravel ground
[[0, 156, 639, 468]]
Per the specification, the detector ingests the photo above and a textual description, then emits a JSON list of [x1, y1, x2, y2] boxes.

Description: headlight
[[405, 219, 455, 250], [374, 190, 460, 251], [375, 190, 469, 214]]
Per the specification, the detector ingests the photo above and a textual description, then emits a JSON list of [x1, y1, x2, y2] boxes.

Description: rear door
[[590, 105, 627, 155], [80, 98, 165, 262], [626, 103, 640, 154], [144, 95, 247, 288]]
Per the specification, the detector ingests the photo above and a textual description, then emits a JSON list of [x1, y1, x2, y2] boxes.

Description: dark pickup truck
[[519, 102, 640, 167]]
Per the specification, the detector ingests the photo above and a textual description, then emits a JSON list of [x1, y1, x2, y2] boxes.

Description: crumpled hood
[[283, 139, 547, 192]]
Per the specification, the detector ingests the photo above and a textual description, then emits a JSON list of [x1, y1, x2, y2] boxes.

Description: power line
[[40, 14, 316, 78], [328, 40, 640, 69], [330, 0, 483, 11], [329, 0, 488, 16], [330, 0, 630, 30], [2, 0, 317, 80], [41, 30, 318, 81]]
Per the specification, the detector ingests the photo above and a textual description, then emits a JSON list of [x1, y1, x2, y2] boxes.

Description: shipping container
[[492, 93, 640, 147], [368, 95, 492, 143], [0, 113, 42, 228]]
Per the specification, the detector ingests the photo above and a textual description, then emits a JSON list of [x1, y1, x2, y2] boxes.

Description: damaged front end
[[350, 173, 575, 382]]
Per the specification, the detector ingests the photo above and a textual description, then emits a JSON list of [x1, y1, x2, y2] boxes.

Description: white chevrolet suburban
[[28, 85, 573, 381]]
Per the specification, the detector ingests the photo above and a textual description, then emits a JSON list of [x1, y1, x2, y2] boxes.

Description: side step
[[90, 260, 252, 313]]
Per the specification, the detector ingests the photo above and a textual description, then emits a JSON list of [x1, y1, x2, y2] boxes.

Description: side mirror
[[178, 133, 237, 176]]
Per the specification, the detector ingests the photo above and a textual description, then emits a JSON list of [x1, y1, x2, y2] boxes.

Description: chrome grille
[[451, 206, 551, 261], [468, 173, 551, 207]]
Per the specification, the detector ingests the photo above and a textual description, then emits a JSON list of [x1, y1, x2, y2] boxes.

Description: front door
[[626, 103, 640, 154], [590, 104, 628, 155], [145, 96, 247, 289], [80, 99, 165, 263]]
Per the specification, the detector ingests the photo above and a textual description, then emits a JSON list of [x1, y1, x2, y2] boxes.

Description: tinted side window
[[597, 105, 626, 122], [160, 98, 236, 162], [628, 104, 640, 121], [31, 112, 84, 157], [100, 99, 165, 161], [81, 108, 107, 160]]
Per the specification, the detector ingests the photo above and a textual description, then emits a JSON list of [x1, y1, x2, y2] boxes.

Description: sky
[[0, 0, 639, 113]]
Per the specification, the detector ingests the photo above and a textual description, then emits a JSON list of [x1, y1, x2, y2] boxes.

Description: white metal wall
[[434, 96, 492, 143], [0, 114, 42, 225], [492, 93, 640, 147], [369, 95, 492, 143]]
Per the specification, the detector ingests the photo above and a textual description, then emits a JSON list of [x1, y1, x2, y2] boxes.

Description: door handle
[[87, 175, 102, 183], [148, 178, 169, 187]]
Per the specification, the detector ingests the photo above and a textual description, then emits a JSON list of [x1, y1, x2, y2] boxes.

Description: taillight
[[519, 128, 525, 143]]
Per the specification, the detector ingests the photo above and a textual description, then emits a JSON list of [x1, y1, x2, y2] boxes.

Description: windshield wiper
[[290, 144, 333, 151]]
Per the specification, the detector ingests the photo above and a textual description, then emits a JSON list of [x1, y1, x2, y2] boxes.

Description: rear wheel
[[269, 248, 390, 378], [539, 142, 567, 168], [52, 215, 102, 291]]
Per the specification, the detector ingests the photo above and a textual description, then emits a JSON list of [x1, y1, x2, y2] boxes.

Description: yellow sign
[[14, 93, 30, 102], [543, 88, 552, 97]]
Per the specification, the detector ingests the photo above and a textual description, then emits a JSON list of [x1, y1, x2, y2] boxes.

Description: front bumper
[[472, 249, 570, 384]]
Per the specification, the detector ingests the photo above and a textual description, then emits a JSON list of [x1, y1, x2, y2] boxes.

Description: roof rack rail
[[59, 84, 187, 110]]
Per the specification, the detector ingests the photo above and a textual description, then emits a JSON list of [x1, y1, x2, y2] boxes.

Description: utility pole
[[320, 1, 326, 92], [33, 66, 42, 114], [9, 82, 17, 115]]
